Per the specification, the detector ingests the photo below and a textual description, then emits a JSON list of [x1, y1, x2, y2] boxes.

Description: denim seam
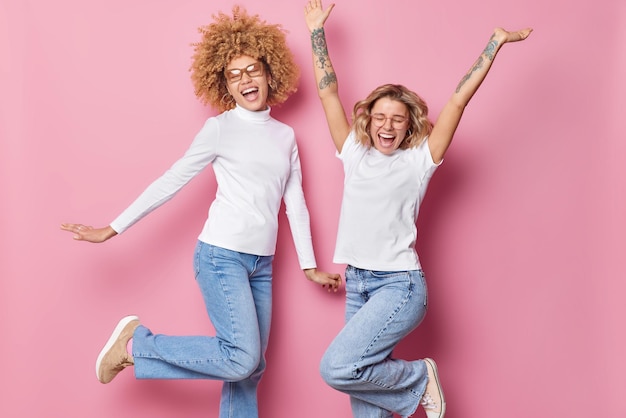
[[211, 248, 240, 360]]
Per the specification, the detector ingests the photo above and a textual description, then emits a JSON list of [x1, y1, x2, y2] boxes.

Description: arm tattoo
[[456, 56, 484, 92], [483, 34, 499, 61], [455, 35, 500, 93], [311, 27, 336, 90], [319, 71, 337, 90], [311, 28, 330, 69]]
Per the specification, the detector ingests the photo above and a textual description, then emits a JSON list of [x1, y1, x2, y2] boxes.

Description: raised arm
[[429, 27, 532, 164], [304, 0, 350, 153]]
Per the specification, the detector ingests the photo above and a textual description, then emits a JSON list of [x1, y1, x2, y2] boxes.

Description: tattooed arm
[[305, 0, 350, 152], [429, 27, 532, 164]]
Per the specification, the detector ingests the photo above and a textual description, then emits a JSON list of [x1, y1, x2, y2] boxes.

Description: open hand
[[494, 27, 533, 44], [60, 223, 117, 243], [304, 0, 334, 32]]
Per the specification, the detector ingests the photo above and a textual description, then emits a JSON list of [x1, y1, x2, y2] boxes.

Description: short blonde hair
[[352, 84, 433, 149], [190, 6, 299, 112]]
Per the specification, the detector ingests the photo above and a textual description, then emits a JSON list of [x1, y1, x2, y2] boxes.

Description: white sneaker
[[421, 358, 446, 418]]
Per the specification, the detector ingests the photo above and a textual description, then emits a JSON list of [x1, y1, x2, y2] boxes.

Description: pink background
[[1, 0, 625, 417]]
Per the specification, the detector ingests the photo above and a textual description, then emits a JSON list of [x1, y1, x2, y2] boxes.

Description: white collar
[[233, 104, 271, 122]]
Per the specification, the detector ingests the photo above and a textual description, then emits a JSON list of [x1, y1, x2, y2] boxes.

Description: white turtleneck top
[[110, 105, 317, 269]]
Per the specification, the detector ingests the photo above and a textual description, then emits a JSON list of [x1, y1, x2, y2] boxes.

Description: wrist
[[104, 226, 118, 240], [311, 27, 325, 37]]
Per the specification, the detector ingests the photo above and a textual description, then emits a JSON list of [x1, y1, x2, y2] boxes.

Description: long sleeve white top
[[110, 105, 317, 269]]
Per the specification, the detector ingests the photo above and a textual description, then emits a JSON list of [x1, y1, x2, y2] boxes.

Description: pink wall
[[2, 0, 625, 417]]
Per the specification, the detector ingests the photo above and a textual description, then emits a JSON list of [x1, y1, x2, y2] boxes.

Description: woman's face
[[368, 97, 410, 155], [225, 55, 272, 112]]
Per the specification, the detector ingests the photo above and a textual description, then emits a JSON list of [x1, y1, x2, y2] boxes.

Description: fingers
[[518, 28, 533, 40], [509, 28, 532, 43], [303, 270, 342, 291], [60, 223, 92, 240], [305, 0, 333, 16], [304, 0, 319, 13], [322, 275, 342, 292], [496, 27, 533, 43], [60, 223, 76, 231], [60, 223, 89, 232]]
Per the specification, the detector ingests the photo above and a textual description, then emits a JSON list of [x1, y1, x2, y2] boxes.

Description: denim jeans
[[320, 266, 429, 418], [132, 242, 274, 418]]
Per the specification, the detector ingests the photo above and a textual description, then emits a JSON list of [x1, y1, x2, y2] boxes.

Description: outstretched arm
[[429, 27, 532, 164], [304, 0, 350, 153]]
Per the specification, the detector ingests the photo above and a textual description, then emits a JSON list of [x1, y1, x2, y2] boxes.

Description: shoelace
[[420, 392, 439, 411]]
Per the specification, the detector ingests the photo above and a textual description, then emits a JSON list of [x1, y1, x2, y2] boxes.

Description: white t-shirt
[[333, 132, 440, 271], [110, 105, 316, 269]]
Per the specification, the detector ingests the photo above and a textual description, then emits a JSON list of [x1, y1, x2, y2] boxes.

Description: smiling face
[[225, 55, 271, 112], [368, 97, 410, 155]]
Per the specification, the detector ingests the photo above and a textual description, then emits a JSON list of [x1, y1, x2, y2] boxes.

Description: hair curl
[[190, 6, 300, 112], [352, 84, 433, 150]]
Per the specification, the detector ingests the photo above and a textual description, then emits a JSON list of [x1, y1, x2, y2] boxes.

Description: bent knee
[[224, 349, 262, 382], [237, 358, 264, 381], [319, 355, 352, 389]]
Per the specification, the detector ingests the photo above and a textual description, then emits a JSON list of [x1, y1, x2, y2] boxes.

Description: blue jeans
[[132, 242, 273, 418], [320, 266, 429, 418]]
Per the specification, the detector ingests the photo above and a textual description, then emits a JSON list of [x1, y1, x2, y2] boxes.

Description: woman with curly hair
[[61, 6, 341, 417], [304, 1, 531, 417]]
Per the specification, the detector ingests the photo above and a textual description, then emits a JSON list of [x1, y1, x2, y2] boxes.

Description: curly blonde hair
[[352, 84, 433, 149], [190, 6, 299, 112]]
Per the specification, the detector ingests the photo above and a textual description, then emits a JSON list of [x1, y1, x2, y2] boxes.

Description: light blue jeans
[[132, 242, 273, 418], [320, 266, 429, 418]]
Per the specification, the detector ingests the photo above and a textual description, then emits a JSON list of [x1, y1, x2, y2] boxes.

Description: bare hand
[[60, 223, 117, 243], [304, 268, 342, 292], [304, 0, 334, 32], [494, 27, 533, 44]]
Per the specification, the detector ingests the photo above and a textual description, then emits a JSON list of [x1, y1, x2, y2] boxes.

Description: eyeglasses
[[370, 113, 409, 129], [225, 62, 265, 83]]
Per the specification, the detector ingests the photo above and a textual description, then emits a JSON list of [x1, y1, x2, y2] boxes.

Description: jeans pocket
[[416, 269, 428, 308], [193, 241, 203, 280]]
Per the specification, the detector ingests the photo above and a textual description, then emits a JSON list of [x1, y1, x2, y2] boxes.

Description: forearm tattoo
[[311, 28, 337, 90], [483, 34, 498, 61], [455, 35, 499, 93], [320, 71, 337, 90], [311, 28, 329, 68]]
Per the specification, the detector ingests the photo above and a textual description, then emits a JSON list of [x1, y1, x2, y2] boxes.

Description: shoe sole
[[424, 358, 446, 417], [95, 315, 139, 382]]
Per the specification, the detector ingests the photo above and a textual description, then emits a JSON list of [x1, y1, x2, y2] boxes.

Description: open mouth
[[241, 87, 259, 101], [377, 132, 396, 148]]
